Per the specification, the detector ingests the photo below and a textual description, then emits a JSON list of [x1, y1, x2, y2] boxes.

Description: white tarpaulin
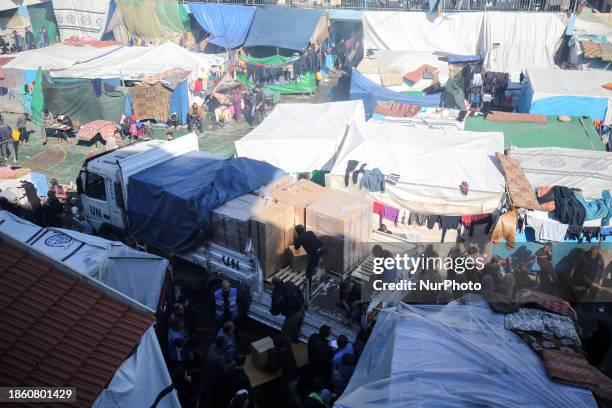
[[0, 211, 167, 310], [508, 147, 612, 201], [235, 101, 365, 173], [3, 43, 123, 70], [51, 42, 225, 79], [521, 68, 612, 125], [92, 326, 181, 408], [369, 107, 465, 130], [363, 12, 566, 73], [335, 300, 596, 408], [52, 0, 111, 40], [356, 50, 450, 91], [329, 121, 505, 215]]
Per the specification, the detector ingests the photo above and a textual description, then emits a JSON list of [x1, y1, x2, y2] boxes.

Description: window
[[85, 172, 106, 201]]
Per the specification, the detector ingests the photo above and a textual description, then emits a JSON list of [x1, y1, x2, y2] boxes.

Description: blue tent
[[189, 3, 256, 49], [127, 152, 285, 252], [350, 70, 441, 117], [169, 79, 188, 124], [243, 6, 325, 52]]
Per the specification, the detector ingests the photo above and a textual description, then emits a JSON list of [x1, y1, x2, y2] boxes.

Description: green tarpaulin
[[28, 2, 58, 48], [31, 68, 44, 126], [465, 115, 605, 151], [43, 75, 125, 125], [117, 0, 187, 41], [237, 71, 316, 95], [239, 54, 300, 65]]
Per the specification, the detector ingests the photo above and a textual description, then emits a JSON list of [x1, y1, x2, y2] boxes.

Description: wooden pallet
[[266, 266, 307, 289]]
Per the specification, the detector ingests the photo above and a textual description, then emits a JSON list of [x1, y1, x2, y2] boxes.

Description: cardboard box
[[251, 201, 294, 278], [289, 245, 309, 273], [251, 336, 275, 369], [268, 179, 328, 230], [306, 189, 372, 276], [212, 194, 268, 252]]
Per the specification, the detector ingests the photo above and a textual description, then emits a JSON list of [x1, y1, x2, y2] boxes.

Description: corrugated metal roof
[[0, 239, 155, 408]]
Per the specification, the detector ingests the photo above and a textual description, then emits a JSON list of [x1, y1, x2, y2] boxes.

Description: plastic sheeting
[[4, 43, 123, 70], [244, 6, 326, 52], [362, 12, 566, 74], [508, 147, 612, 201], [92, 326, 181, 408], [43, 75, 125, 124], [237, 71, 317, 95], [31, 68, 43, 126], [52, 0, 111, 40], [465, 115, 606, 151], [521, 68, 612, 125], [28, 1, 59, 48], [189, 3, 255, 49], [116, 0, 188, 42], [127, 152, 285, 252], [336, 300, 596, 408], [328, 120, 505, 215], [51, 42, 224, 80], [0, 211, 168, 310], [235, 100, 365, 173], [350, 70, 441, 117], [356, 50, 450, 91], [169, 79, 188, 124]]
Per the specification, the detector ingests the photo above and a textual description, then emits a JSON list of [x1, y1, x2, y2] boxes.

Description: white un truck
[[78, 134, 419, 341]]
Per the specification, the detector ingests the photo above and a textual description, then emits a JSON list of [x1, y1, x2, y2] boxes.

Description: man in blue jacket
[[214, 279, 239, 327]]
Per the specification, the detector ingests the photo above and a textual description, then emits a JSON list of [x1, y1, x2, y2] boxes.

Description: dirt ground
[[1, 71, 349, 185]]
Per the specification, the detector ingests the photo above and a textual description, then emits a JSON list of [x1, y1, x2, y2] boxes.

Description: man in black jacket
[[270, 277, 305, 343], [308, 325, 334, 386], [295, 224, 325, 303]]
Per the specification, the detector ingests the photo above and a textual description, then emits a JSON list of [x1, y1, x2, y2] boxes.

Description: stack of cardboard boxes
[[211, 178, 372, 280]]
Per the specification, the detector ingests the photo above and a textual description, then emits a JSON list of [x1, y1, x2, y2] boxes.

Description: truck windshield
[[86, 172, 106, 201]]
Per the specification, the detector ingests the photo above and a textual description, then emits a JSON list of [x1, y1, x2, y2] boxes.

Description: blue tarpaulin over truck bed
[[127, 151, 285, 252]]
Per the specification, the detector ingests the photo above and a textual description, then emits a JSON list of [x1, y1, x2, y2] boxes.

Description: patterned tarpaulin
[[130, 82, 172, 122], [52, 0, 112, 40], [76, 119, 118, 141]]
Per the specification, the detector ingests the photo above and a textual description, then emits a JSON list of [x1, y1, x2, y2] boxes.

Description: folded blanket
[[542, 349, 612, 401], [487, 111, 547, 124]]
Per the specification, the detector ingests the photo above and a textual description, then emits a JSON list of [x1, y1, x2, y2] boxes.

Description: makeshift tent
[[235, 101, 365, 173], [27, 1, 59, 47], [244, 6, 327, 52], [43, 75, 125, 124], [51, 42, 223, 80], [329, 121, 505, 215], [465, 115, 606, 151], [4, 43, 123, 70], [336, 301, 596, 408], [519, 68, 612, 125], [0, 211, 168, 310], [127, 153, 285, 252], [51, 0, 112, 40], [508, 147, 612, 201], [189, 3, 255, 49], [92, 327, 180, 408], [0, 0, 48, 11], [350, 70, 441, 117], [362, 12, 566, 73], [356, 51, 450, 92], [237, 70, 316, 95], [116, 0, 188, 42], [0, 7, 30, 38]]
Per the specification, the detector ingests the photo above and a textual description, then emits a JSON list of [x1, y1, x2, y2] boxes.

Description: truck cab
[[77, 134, 200, 239]]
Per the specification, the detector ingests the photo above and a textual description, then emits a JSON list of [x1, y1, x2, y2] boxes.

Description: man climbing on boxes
[[294, 224, 325, 305]]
